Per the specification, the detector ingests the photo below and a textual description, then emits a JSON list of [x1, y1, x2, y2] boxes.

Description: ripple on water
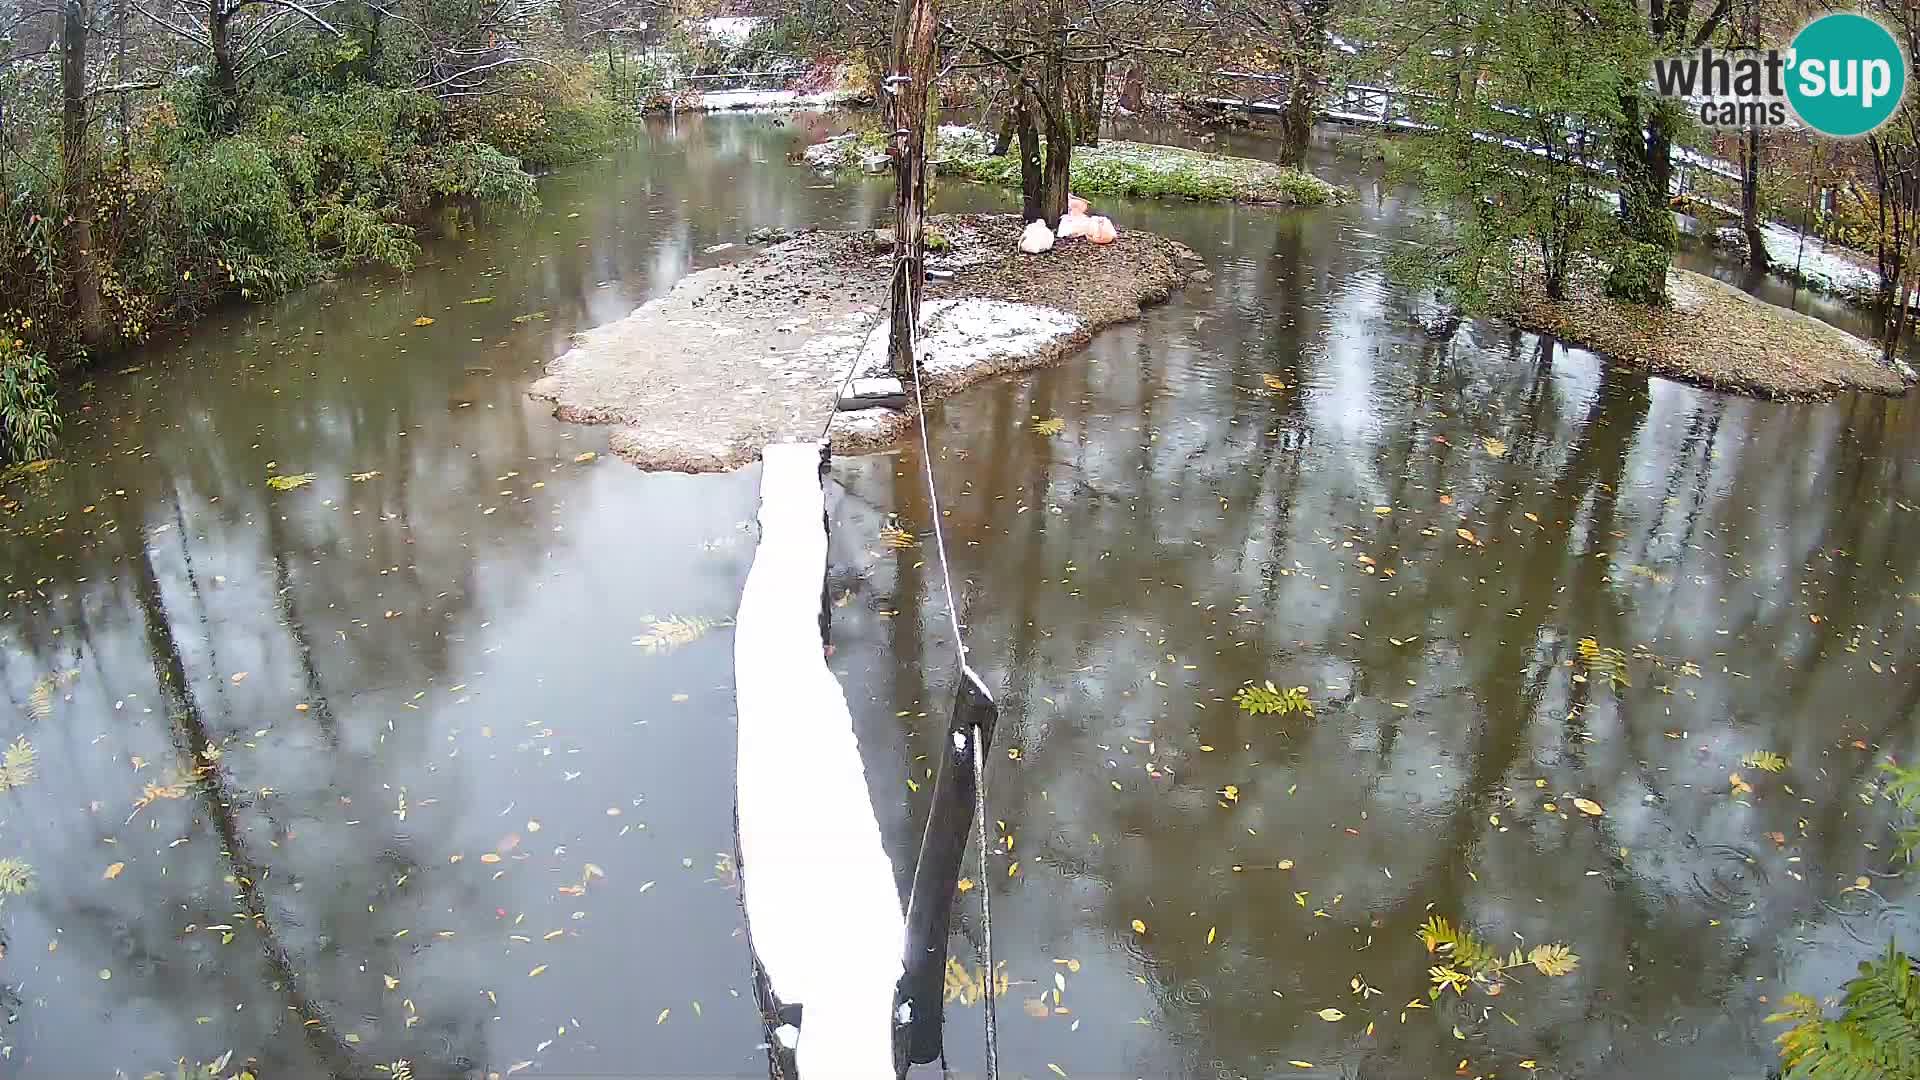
[[1686, 843, 1768, 918]]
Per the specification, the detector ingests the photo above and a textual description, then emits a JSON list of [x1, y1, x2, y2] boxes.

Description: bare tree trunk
[[1015, 92, 1042, 222], [210, 0, 236, 99], [992, 108, 1013, 156], [1070, 60, 1101, 146], [60, 0, 105, 349], [1742, 124, 1767, 271], [885, 0, 937, 379], [1116, 59, 1145, 114], [114, 0, 128, 161], [559, 0, 581, 49], [1032, 0, 1070, 228]]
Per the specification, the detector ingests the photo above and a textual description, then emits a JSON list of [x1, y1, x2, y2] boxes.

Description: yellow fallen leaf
[[528, 965, 547, 977], [1278, 859, 1294, 870], [384, 975, 398, 990], [481, 853, 502, 864], [412, 316, 435, 327], [574, 451, 597, 463], [1047, 1066, 1067, 1079], [656, 1008, 670, 1024], [1289, 1062, 1316, 1070], [1316, 1008, 1346, 1021], [1483, 437, 1508, 457], [1457, 528, 1480, 545], [1131, 919, 1147, 934], [1730, 772, 1754, 795], [103, 862, 124, 880], [1573, 797, 1604, 816], [1222, 784, 1240, 802], [956, 878, 975, 893], [1207, 926, 1217, 944]]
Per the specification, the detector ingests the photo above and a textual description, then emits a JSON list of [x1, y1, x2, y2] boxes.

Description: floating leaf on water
[[1730, 772, 1754, 796], [103, 862, 124, 880], [1576, 637, 1631, 689], [528, 965, 547, 977], [349, 470, 381, 482], [1032, 417, 1066, 436], [0, 857, 34, 898], [462, 297, 496, 305], [573, 451, 597, 463], [1527, 944, 1579, 976], [1741, 750, 1788, 773], [1261, 374, 1288, 390], [1047, 1065, 1067, 1078], [412, 316, 435, 326], [956, 878, 975, 893], [1573, 797, 1604, 817], [1131, 919, 1147, 935], [1482, 437, 1508, 458], [1234, 681, 1312, 716], [0, 736, 36, 790], [879, 525, 918, 549], [267, 473, 315, 492], [1315, 1008, 1346, 1021], [634, 615, 726, 654], [1222, 784, 1240, 803], [1456, 528, 1480, 545]]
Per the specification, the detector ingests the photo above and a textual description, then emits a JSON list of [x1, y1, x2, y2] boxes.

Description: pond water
[[3, 113, 1917, 1080]]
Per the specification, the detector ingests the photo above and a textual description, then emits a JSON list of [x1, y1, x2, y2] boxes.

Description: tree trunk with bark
[[60, 0, 106, 349], [885, 0, 937, 380], [1015, 92, 1043, 222], [209, 0, 237, 102], [1742, 125, 1767, 271], [559, 0, 581, 49], [1609, 91, 1674, 301]]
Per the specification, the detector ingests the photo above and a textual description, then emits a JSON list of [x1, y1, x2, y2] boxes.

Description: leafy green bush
[[454, 60, 628, 169], [0, 338, 59, 463], [1604, 240, 1671, 306], [1770, 942, 1920, 1079], [171, 137, 317, 299]]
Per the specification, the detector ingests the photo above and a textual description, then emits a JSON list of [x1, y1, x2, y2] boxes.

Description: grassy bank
[[806, 125, 1349, 207], [1504, 264, 1912, 400], [0, 54, 633, 464]]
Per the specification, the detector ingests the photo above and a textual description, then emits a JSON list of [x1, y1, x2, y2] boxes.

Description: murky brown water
[[3, 113, 1917, 1080]]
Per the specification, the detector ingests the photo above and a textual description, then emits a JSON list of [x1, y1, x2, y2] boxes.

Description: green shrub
[[171, 137, 317, 299], [1770, 942, 1920, 1079], [454, 59, 628, 169], [1604, 240, 1671, 306], [0, 338, 59, 463]]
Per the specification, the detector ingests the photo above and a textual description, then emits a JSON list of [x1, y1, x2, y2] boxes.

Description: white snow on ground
[[696, 88, 864, 112], [701, 16, 761, 44], [1758, 224, 1895, 303], [793, 299, 1084, 383], [735, 442, 903, 1080]]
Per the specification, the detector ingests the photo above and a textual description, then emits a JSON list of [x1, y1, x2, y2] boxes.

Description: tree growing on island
[[1384, 0, 1648, 309]]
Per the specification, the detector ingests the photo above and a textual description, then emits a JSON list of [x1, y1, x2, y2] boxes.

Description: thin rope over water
[[905, 301, 999, 1080]]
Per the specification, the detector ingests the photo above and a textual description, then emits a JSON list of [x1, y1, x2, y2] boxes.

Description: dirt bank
[[1506, 265, 1913, 400], [528, 214, 1198, 472]]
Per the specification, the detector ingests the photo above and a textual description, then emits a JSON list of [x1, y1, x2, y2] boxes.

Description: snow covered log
[[735, 441, 905, 1080]]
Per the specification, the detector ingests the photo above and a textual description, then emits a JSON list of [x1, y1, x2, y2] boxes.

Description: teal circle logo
[[1786, 13, 1907, 137]]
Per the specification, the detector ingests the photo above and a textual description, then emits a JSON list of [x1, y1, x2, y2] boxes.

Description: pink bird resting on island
[[1019, 193, 1117, 254]]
